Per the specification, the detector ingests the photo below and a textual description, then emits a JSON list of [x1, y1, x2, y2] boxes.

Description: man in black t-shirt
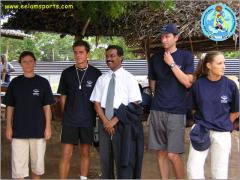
[[4, 51, 55, 179], [58, 40, 101, 179], [148, 24, 194, 179]]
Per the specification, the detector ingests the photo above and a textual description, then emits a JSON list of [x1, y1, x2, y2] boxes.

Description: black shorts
[[61, 126, 94, 145]]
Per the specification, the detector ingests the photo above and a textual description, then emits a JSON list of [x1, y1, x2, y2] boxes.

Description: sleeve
[[188, 82, 197, 110], [42, 80, 55, 106], [128, 75, 142, 103], [230, 82, 239, 113], [148, 55, 157, 80], [184, 51, 194, 74], [2, 81, 15, 106], [57, 71, 67, 95], [90, 77, 102, 103]]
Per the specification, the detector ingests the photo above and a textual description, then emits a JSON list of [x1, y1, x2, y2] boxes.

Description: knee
[[61, 150, 73, 161], [167, 152, 180, 162], [81, 145, 90, 159], [157, 150, 168, 159]]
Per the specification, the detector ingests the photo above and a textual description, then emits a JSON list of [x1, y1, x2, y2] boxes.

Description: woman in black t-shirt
[[4, 51, 55, 179]]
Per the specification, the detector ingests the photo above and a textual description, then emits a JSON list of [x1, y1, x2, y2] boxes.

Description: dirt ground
[[1, 119, 239, 179]]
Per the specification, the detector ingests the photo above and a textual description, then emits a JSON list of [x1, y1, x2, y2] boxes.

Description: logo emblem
[[86, 80, 93, 88], [33, 89, 40, 96], [201, 4, 236, 41], [220, 95, 228, 103]]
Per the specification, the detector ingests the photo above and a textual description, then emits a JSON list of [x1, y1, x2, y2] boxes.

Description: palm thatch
[[121, 0, 239, 53]]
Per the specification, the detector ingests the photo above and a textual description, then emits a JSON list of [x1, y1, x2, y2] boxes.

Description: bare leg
[[157, 150, 169, 179], [31, 172, 40, 179], [79, 144, 90, 177], [168, 153, 185, 179], [59, 144, 74, 179]]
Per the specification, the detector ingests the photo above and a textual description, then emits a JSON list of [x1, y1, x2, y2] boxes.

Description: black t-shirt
[[148, 49, 194, 114], [3, 75, 55, 138], [57, 65, 102, 127], [190, 76, 239, 131]]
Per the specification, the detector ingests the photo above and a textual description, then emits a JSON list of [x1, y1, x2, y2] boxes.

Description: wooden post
[[75, 17, 91, 41], [145, 36, 150, 63]]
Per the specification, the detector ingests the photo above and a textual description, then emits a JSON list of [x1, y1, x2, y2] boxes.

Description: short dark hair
[[106, 45, 124, 57], [19, 51, 36, 63], [72, 40, 90, 53]]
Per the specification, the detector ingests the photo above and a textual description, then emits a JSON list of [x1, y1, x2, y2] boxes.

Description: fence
[[10, 59, 239, 77]]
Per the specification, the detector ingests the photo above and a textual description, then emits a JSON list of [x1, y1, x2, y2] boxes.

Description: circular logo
[[201, 3, 236, 41]]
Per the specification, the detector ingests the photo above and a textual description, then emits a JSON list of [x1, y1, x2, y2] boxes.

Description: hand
[[103, 120, 112, 131], [110, 116, 119, 127], [164, 52, 174, 66], [5, 127, 13, 142], [44, 127, 52, 140], [107, 127, 115, 136]]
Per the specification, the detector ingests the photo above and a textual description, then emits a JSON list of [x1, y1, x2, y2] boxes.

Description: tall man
[[58, 40, 101, 179], [148, 23, 194, 179], [90, 45, 143, 178]]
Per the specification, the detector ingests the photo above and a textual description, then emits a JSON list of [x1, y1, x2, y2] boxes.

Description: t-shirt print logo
[[33, 89, 40, 96], [86, 80, 93, 88], [220, 95, 228, 103]]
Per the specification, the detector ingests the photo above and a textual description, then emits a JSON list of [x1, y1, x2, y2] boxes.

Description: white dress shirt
[[90, 67, 142, 109]]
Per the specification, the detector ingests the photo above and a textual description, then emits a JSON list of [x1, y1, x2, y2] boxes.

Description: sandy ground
[[1, 119, 239, 179]]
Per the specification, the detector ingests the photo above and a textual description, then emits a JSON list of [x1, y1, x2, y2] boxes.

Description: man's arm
[[171, 67, 193, 88], [230, 112, 239, 123], [5, 106, 14, 141], [164, 52, 193, 88], [43, 105, 52, 140], [149, 79, 156, 96], [59, 95, 67, 113]]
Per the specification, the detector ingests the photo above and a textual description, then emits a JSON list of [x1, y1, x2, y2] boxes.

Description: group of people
[[3, 23, 239, 179]]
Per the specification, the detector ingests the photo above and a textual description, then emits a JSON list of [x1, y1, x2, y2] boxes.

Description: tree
[[1, 1, 173, 38], [1, 32, 142, 61], [87, 36, 142, 60]]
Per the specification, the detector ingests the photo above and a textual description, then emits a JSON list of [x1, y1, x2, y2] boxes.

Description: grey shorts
[[148, 110, 185, 153]]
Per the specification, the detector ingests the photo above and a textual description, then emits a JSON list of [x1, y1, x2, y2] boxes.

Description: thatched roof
[[2, 1, 239, 52], [122, 1, 239, 53], [1, 29, 32, 39]]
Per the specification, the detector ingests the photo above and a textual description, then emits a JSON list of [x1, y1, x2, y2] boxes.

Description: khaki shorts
[[148, 110, 186, 153], [11, 138, 46, 178]]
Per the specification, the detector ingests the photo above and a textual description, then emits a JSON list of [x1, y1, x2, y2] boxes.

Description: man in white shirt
[[90, 45, 142, 179]]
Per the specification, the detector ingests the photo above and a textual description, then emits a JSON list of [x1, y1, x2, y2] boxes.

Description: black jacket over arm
[[115, 103, 144, 178]]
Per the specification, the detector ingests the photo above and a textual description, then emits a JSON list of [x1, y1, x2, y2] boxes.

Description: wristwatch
[[169, 62, 176, 69]]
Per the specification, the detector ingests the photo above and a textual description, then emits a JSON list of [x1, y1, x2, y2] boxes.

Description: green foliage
[[1, 1, 174, 25], [86, 36, 141, 60], [1, 33, 141, 61], [224, 51, 239, 59], [1, 37, 40, 61], [1, 33, 74, 61]]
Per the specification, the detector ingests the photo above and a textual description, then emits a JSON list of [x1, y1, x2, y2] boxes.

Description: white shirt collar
[[109, 66, 124, 77]]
